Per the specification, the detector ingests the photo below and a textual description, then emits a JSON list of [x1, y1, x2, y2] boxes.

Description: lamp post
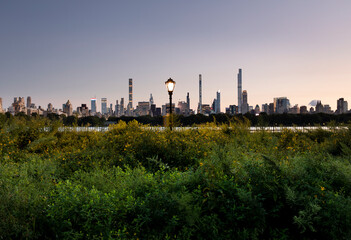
[[165, 78, 176, 130]]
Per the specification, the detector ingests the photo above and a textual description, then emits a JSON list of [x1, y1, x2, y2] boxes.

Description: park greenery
[[1, 113, 351, 239], [12, 111, 351, 127]]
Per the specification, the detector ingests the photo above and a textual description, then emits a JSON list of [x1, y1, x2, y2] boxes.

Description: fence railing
[[48, 126, 348, 133]]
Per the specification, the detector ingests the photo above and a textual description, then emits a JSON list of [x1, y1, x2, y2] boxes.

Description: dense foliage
[[16, 111, 351, 127], [1, 114, 351, 239], [110, 112, 351, 127]]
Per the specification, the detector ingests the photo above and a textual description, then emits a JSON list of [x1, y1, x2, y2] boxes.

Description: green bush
[[1, 117, 351, 239]]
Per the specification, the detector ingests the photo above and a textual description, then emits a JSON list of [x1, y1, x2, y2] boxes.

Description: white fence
[[52, 126, 348, 133]]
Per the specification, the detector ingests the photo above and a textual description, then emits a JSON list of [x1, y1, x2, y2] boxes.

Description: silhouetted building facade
[[336, 98, 348, 114], [300, 106, 308, 114]]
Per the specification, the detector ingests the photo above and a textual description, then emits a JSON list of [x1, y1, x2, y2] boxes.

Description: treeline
[[2, 112, 351, 127]]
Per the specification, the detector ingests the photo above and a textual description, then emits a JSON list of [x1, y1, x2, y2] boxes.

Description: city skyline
[[1, 71, 349, 114], [1, 1, 351, 110]]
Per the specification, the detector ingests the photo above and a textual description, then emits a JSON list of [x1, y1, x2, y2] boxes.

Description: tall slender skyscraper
[[237, 69, 242, 114], [91, 98, 97, 114], [216, 90, 221, 113], [198, 74, 202, 114], [115, 100, 119, 117], [101, 98, 107, 114], [242, 90, 249, 114], [120, 98, 124, 116], [109, 103, 113, 115], [186, 92, 190, 110], [27, 96, 32, 109], [128, 78, 133, 110]]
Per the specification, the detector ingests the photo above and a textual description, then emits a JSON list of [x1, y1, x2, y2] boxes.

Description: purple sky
[[1, 1, 350, 112]]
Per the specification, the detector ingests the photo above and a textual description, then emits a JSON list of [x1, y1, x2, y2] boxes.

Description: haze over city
[[1, 1, 350, 111]]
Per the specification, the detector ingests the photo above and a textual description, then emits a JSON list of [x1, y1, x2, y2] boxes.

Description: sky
[[1, 0, 351, 112]]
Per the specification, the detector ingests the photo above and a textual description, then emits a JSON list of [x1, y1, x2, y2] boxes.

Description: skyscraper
[[336, 98, 348, 114], [109, 103, 113, 115], [273, 97, 290, 114], [242, 90, 249, 114], [128, 78, 133, 111], [216, 90, 221, 113], [198, 74, 202, 114], [91, 98, 97, 114], [149, 94, 154, 106], [47, 103, 53, 112], [27, 96, 31, 109], [101, 98, 107, 115], [186, 92, 190, 110], [237, 69, 242, 114], [115, 100, 119, 117], [120, 98, 124, 116], [63, 100, 73, 116]]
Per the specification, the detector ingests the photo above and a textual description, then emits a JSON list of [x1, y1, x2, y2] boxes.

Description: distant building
[[226, 105, 238, 115], [63, 100, 73, 116], [149, 94, 154, 106], [150, 104, 156, 116], [162, 103, 175, 116], [254, 104, 260, 115], [114, 100, 119, 117], [289, 104, 300, 114], [27, 96, 32, 109], [178, 101, 190, 116], [315, 101, 324, 113], [212, 99, 217, 113], [77, 104, 89, 117], [274, 97, 290, 114], [237, 69, 242, 114], [198, 74, 202, 114], [268, 103, 275, 115], [12, 97, 26, 115], [47, 103, 53, 112], [155, 107, 161, 116], [109, 103, 113, 115], [323, 105, 333, 114], [241, 90, 249, 114], [215, 90, 221, 113], [200, 104, 212, 115], [186, 92, 190, 110], [136, 102, 150, 116], [120, 98, 125, 116], [91, 98, 97, 114], [261, 103, 269, 114], [127, 78, 133, 116], [300, 106, 308, 114], [336, 98, 348, 114], [101, 98, 107, 115]]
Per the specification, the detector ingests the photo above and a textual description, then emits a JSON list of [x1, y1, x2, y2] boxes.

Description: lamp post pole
[[165, 78, 176, 131], [169, 91, 173, 131]]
